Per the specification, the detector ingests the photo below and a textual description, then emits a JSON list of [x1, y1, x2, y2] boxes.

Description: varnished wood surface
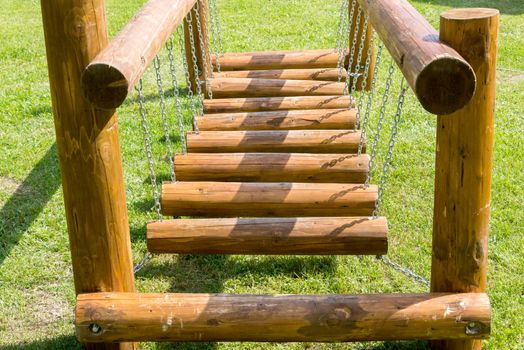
[[76, 292, 491, 342], [147, 216, 387, 254], [196, 109, 356, 131], [160, 181, 378, 217], [203, 95, 353, 113], [431, 8, 499, 350], [213, 68, 346, 81], [186, 130, 364, 153], [359, 0, 476, 114], [175, 153, 369, 183], [210, 78, 347, 98]]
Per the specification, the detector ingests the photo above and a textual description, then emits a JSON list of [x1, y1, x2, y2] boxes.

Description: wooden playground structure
[[40, 0, 499, 348]]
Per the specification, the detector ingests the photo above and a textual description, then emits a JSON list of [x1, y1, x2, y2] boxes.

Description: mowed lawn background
[[0, 0, 522, 349]]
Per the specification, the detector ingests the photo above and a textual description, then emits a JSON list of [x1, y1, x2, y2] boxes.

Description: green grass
[[0, 0, 523, 349]]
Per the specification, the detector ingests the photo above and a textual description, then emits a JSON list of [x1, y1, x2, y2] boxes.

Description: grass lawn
[[0, 0, 523, 349]]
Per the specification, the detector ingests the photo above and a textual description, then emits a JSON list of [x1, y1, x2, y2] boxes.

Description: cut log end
[[82, 63, 129, 110], [440, 8, 500, 21], [416, 55, 476, 115]]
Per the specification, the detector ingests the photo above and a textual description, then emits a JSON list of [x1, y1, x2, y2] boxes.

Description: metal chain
[[365, 61, 395, 186], [135, 80, 162, 221], [344, 6, 362, 95], [207, 0, 221, 72], [358, 43, 383, 155], [337, 0, 353, 82], [210, 0, 224, 56], [355, 30, 375, 130], [376, 255, 430, 286], [335, 0, 348, 50], [194, 0, 213, 99], [350, 13, 368, 131], [166, 37, 187, 156], [153, 55, 176, 182], [177, 28, 200, 133], [374, 78, 407, 216], [134, 252, 153, 274], [185, 11, 205, 115]]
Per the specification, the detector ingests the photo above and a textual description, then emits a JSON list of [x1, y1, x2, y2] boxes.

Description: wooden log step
[[175, 153, 369, 183], [203, 95, 354, 113], [210, 78, 347, 98], [196, 109, 356, 131], [213, 49, 344, 71], [213, 68, 346, 81], [76, 292, 491, 343], [147, 217, 387, 255], [186, 130, 363, 154], [160, 182, 377, 217]]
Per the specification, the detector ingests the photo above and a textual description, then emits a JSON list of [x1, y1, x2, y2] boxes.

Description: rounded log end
[[82, 63, 129, 110], [441, 8, 499, 21], [416, 57, 476, 115]]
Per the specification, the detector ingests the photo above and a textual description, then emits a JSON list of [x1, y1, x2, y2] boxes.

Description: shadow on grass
[[0, 335, 81, 350], [0, 143, 61, 267], [412, 0, 523, 15]]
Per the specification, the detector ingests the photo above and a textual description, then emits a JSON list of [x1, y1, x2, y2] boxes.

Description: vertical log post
[[348, 1, 375, 90], [185, 0, 211, 96], [431, 8, 499, 350], [40, 1, 136, 349]]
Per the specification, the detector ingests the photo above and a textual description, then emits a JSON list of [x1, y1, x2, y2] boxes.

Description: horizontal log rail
[[360, 0, 476, 114], [76, 292, 491, 342], [81, 0, 197, 109]]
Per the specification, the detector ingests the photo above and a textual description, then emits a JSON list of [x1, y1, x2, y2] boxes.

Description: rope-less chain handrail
[[185, 11, 205, 115], [166, 37, 188, 155], [207, 0, 221, 72], [194, 0, 214, 99]]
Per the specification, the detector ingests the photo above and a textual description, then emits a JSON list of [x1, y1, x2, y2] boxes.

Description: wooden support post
[[184, 0, 211, 95], [431, 8, 499, 350], [348, 1, 375, 90], [40, 0, 136, 349]]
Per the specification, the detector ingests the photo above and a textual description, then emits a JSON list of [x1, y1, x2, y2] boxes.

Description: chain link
[[194, 0, 213, 99], [134, 252, 153, 274], [186, 11, 205, 116], [336, 0, 350, 82], [365, 61, 395, 186], [374, 78, 407, 217], [135, 80, 162, 221], [344, 6, 362, 96], [153, 55, 176, 182], [358, 43, 383, 155], [350, 13, 368, 130], [207, 0, 221, 72], [166, 37, 188, 155], [177, 28, 200, 133], [376, 255, 430, 286], [355, 30, 374, 130]]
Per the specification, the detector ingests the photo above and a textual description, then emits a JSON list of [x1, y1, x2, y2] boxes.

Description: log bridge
[[40, 0, 498, 348]]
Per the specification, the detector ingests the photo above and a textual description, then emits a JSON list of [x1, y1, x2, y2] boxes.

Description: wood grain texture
[[359, 0, 476, 114], [184, 0, 211, 96], [203, 95, 354, 113], [175, 153, 369, 183], [210, 78, 347, 98], [196, 109, 356, 131], [431, 8, 499, 350], [147, 216, 387, 254], [81, 0, 197, 109], [213, 49, 344, 71], [40, 0, 135, 349], [186, 130, 364, 153], [76, 292, 491, 342], [160, 181, 377, 217], [213, 68, 346, 81]]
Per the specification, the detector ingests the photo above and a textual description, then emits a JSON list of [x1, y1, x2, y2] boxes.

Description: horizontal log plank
[[147, 216, 387, 255], [213, 49, 344, 71], [82, 0, 198, 109], [76, 292, 491, 342], [196, 109, 356, 131], [175, 153, 369, 183], [186, 130, 364, 153], [160, 181, 377, 217], [213, 68, 346, 81], [359, 0, 476, 114], [203, 96, 354, 113], [210, 78, 347, 98]]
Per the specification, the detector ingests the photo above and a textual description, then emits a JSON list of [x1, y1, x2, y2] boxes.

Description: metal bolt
[[465, 321, 483, 335], [89, 323, 102, 335]]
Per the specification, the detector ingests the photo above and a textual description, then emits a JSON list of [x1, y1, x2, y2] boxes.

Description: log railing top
[[82, 0, 198, 110], [359, 0, 477, 115]]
